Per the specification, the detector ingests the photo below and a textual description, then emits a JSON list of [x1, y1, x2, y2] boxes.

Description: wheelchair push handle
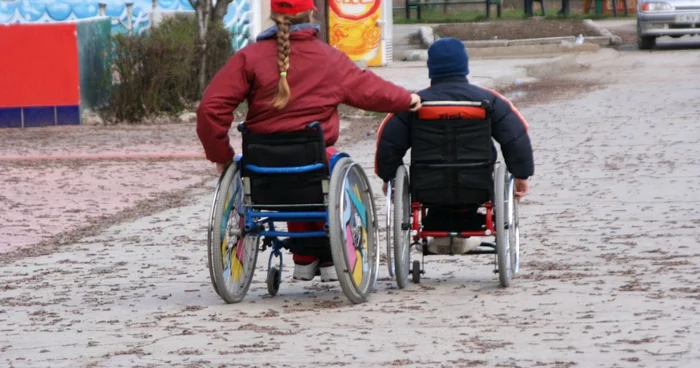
[[305, 121, 321, 131], [305, 121, 325, 140], [419, 100, 491, 108]]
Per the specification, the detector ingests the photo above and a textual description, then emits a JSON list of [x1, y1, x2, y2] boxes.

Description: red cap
[[271, 0, 317, 15]]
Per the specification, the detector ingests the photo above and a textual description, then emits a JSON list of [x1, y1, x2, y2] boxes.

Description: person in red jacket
[[197, 0, 422, 283]]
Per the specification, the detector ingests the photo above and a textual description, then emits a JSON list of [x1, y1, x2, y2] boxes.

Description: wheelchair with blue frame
[[385, 100, 520, 289], [207, 122, 380, 304]]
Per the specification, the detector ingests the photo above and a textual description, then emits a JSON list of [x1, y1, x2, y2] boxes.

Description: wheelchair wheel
[[267, 267, 281, 296], [385, 180, 395, 278], [411, 260, 421, 284], [393, 165, 412, 289], [207, 170, 228, 297], [508, 177, 521, 275], [329, 158, 380, 304], [209, 163, 259, 303], [494, 163, 513, 287]]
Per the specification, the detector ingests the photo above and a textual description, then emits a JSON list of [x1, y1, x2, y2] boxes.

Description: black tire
[[207, 168, 231, 297], [637, 21, 656, 50], [209, 163, 259, 303], [329, 158, 380, 304], [267, 267, 281, 296], [509, 178, 521, 275], [385, 180, 395, 277], [495, 163, 512, 287], [412, 260, 421, 284], [393, 165, 412, 289]]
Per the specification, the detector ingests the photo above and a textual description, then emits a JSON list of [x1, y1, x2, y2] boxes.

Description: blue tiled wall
[[0, 106, 80, 128]]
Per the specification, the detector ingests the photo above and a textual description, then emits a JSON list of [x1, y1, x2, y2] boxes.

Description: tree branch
[[212, 0, 233, 23]]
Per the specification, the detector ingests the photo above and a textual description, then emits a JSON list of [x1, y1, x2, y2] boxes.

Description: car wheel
[[637, 21, 656, 50]]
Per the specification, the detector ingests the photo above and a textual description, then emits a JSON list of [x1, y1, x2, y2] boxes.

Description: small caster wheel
[[412, 260, 421, 284], [267, 267, 281, 296]]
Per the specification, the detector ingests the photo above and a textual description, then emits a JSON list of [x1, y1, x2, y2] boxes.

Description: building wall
[[0, 18, 112, 128], [0, 0, 254, 51]]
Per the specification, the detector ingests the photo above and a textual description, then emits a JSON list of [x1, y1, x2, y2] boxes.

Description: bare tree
[[212, 0, 234, 23], [189, 0, 234, 94], [314, 0, 327, 42]]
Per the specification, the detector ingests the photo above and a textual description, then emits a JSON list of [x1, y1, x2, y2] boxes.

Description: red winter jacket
[[196, 27, 413, 164]]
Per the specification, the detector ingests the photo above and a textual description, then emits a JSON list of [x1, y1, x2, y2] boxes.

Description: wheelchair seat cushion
[[410, 101, 495, 207], [422, 207, 486, 232], [242, 129, 328, 206]]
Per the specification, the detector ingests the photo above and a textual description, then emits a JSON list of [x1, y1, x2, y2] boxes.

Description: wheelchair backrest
[[410, 100, 494, 207], [240, 122, 329, 208]]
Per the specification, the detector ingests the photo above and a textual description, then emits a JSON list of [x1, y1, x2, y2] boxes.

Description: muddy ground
[[436, 19, 600, 41]]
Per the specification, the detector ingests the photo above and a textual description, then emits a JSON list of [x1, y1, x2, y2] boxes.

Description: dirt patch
[[498, 76, 604, 107], [0, 177, 212, 265], [436, 19, 600, 41], [340, 116, 386, 145]]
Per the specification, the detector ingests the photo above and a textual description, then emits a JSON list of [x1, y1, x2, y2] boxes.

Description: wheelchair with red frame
[[384, 100, 520, 288], [207, 122, 380, 304]]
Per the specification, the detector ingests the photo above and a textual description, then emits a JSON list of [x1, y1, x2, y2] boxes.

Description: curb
[[583, 19, 623, 46], [464, 35, 612, 48], [419, 26, 435, 47], [414, 19, 621, 52], [402, 42, 600, 61]]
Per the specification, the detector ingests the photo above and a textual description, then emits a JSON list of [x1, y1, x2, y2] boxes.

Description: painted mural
[[0, 0, 252, 50]]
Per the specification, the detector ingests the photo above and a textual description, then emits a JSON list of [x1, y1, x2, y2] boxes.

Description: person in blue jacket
[[374, 37, 535, 255]]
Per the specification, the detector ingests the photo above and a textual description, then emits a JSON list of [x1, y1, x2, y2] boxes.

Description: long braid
[[271, 13, 292, 109]]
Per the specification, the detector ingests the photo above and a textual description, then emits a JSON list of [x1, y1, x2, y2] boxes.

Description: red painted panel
[[0, 23, 80, 108]]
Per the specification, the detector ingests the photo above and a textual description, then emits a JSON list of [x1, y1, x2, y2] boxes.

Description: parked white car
[[637, 0, 700, 49]]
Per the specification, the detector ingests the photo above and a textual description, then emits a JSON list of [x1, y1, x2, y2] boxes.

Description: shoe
[[319, 261, 338, 282], [293, 254, 319, 281], [428, 237, 482, 254]]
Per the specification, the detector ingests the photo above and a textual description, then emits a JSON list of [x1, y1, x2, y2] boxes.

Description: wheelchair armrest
[[329, 152, 350, 173]]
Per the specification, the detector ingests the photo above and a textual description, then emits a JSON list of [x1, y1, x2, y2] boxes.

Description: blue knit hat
[[427, 37, 469, 79]]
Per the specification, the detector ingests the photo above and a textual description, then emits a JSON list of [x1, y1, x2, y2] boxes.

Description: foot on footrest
[[293, 260, 319, 281]]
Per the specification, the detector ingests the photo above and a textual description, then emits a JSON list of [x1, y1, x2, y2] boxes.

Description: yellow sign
[[328, 0, 383, 67]]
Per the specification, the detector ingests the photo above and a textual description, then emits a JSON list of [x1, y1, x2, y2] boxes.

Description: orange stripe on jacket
[[484, 88, 529, 131], [374, 113, 395, 177], [417, 106, 486, 120]]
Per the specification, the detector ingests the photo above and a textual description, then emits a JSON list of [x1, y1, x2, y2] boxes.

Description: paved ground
[[0, 125, 214, 253], [0, 56, 579, 255], [2, 44, 700, 367]]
